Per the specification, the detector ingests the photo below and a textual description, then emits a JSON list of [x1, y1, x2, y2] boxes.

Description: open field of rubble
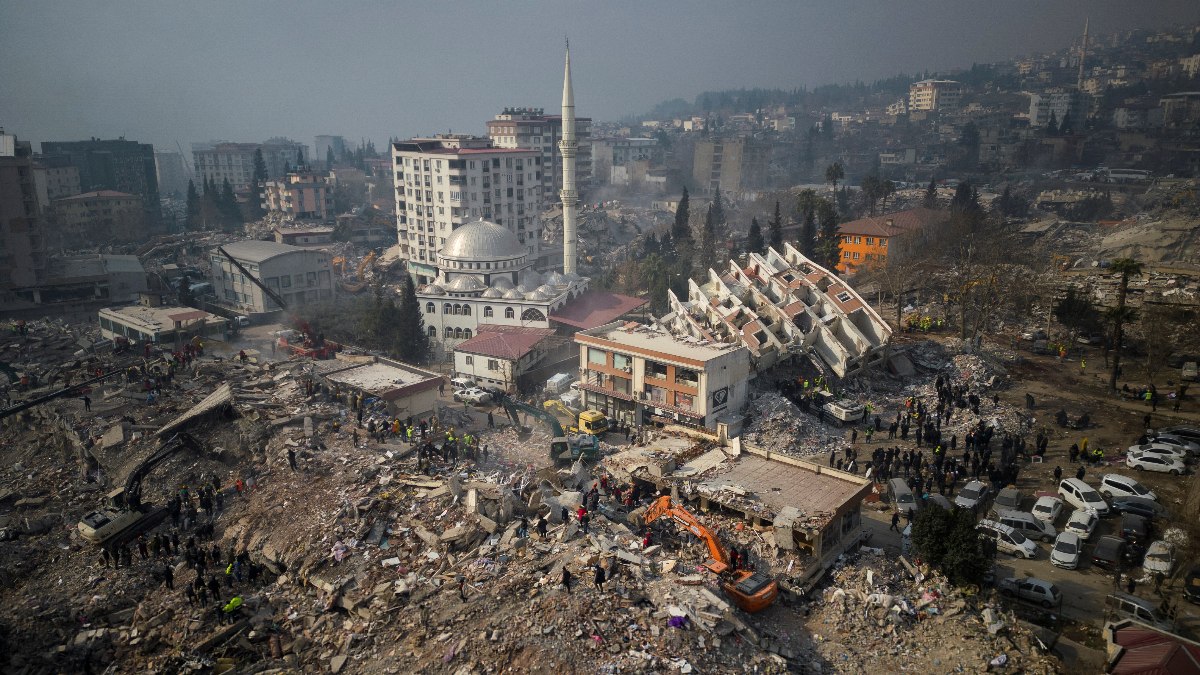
[[5, 313, 1199, 673]]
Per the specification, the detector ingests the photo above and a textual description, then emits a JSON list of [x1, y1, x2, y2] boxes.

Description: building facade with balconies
[[391, 135, 542, 282], [574, 321, 749, 430], [262, 171, 334, 221]]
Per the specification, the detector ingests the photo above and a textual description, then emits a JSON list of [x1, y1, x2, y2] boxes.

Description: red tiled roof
[[550, 291, 647, 329], [473, 324, 556, 336], [454, 330, 548, 360], [838, 207, 946, 238], [1110, 622, 1200, 675]]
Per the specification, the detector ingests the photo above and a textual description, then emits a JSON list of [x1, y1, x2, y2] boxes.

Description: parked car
[[1031, 496, 1063, 526], [998, 577, 1062, 608], [1126, 449, 1186, 474], [453, 387, 492, 405], [1184, 566, 1200, 605], [1126, 443, 1189, 464], [1144, 434, 1200, 458], [977, 520, 1038, 559], [996, 509, 1056, 543], [1158, 426, 1200, 445], [993, 487, 1024, 512], [1105, 593, 1175, 631], [1064, 508, 1099, 540], [1051, 532, 1083, 570], [1143, 541, 1174, 576], [450, 376, 475, 390], [955, 480, 990, 512], [1099, 474, 1156, 501], [1120, 513, 1151, 546], [926, 493, 954, 511], [1091, 535, 1128, 571], [1058, 478, 1110, 516], [1109, 496, 1168, 520], [888, 478, 921, 516]]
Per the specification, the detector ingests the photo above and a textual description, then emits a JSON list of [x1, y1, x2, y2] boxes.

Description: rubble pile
[[742, 393, 844, 457], [799, 553, 1059, 673]]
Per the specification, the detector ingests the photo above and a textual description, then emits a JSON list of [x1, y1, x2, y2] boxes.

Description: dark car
[[1160, 426, 1200, 445], [1092, 535, 1127, 571], [1185, 567, 1200, 605], [1120, 514, 1151, 546], [1109, 496, 1168, 520]]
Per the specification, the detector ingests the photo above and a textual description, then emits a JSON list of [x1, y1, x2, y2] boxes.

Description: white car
[[1143, 540, 1174, 576], [1128, 443, 1189, 463], [1146, 434, 1200, 457], [1099, 474, 1157, 501], [955, 480, 990, 511], [1031, 496, 1063, 525], [998, 577, 1062, 608], [1051, 532, 1083, 570], [453, 387, 493, 405], [1127, 450, 1186, 475], [1064, 508, 1099, 540]]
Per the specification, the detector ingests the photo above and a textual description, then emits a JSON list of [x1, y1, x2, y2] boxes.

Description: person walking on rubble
[[561, 566, 572, 594], [287, 448, 297, 471], [594, 564, 606, 592], [890, 511, 901, 533]]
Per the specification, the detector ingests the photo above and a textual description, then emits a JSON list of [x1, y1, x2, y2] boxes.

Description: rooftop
[[697, 449, 871, 520], [577, 321, 744, 365], [218, 239, 304, 263], [322, 357, 442, 400], [100, 305, 225, 333], [454, 328, 552, 360], [1107, 619, 1200, 675], [837, 207, 947, 238], [549, 291, 647, 329]]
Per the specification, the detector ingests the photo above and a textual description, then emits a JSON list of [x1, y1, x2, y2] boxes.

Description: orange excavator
[[641, 495, 779, 613]]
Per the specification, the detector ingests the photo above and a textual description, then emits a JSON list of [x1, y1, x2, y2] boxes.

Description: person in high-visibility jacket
[[222, 595, 243, 624]]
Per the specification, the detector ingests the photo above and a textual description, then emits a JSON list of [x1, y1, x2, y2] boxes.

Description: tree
[[861, 174, 881, 215], [1054, 287, 1102, 337], [326, 146, 335, 172], [746, 218, 765, 255], [824, 162, 844, 192], [769, 201, 783, 251], [879, 179, 896, 213], [185, 180, 200, 230], [911, 505, 995, 587], [1046, 110, 1059, 135], [672, 188, 691, 243], [395, 275, 429, 363], [799, 208, 818, 259], [1108, 258, 1143, 391], [253, 148, 268, 185], [923, 178, 939, 209], [219, 178, 242, 229], [1058, 111, 1072, 135], [816, 198, 841, 272], [178, 276, 194, 306], [296, 148, 305, 169]]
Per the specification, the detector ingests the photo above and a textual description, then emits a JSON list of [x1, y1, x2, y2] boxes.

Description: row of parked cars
[[1125, 427, 1199, 474]]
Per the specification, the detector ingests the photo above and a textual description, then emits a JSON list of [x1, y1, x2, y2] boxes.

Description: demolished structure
[[663, 244, 892, 378]]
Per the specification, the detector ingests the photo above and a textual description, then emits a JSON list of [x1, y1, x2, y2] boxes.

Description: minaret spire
[[1077, 17, 1089, 89], [559, 41, 578, 276]]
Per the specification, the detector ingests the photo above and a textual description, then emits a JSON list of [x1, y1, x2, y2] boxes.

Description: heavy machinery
[[77, 432, 203, 547], [334, 251, 377, 293], [641, 495, 779, 613], [500, 394, 599, 463], [542, 400, 611, 436], [0, 359, 145, 422]]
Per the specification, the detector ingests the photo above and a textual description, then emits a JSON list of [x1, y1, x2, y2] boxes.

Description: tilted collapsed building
[[662, 243, 892, 378]]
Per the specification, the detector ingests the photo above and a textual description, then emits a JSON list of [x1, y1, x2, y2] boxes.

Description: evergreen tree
[[659, 232, 674, 257], [396, 275, 429, 363], [253, 149, 268, 185], [746, 217, 765, 255], [709, 190, 725, 232], [1058, 111, 1072, 135], [219, 178, 242, 228], [296, 148, 305, 169], [672, 187, 691, 242], [816, 199, 841, 272], [185, 180, 200, 230], [799, 209, 818, 259], [768, 201, 783, 251], [924, 178, 938, 209], [1046, 110, 1059, 135], [697, 203, 719, 274], [326, 147, 335, 171]]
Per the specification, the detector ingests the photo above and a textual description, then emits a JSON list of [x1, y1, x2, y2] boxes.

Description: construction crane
[[641, 495, 780, 613], [217, 246, 288, 310], [77, 432, 204, 547], [499, 394, 598, 463]]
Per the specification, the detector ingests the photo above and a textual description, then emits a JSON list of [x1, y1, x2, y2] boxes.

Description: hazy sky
[[2, 1, 1198, 154]]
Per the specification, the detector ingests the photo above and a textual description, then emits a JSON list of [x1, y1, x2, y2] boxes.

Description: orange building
[[836, 207, 946, 274]]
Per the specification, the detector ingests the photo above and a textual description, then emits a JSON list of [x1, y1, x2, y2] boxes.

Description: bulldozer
[[641, 495, 779, 613], [77, 432, 203, 547]]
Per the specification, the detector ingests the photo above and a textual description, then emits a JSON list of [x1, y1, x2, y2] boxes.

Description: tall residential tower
[[559, 44, 578, 276]]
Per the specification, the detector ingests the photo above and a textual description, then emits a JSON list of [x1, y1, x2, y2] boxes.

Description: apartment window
[[674, 391, 695, 411], [613, 376, 632, 396], [444, 327, 453, 338], [854, 236, 862, 244], [488, 359, 500, 371], [280, 276, 291, 288], [852, 252, 860, 259], [675, 368, 699, 387], [645, 385, 667, 404], [837, 291, 853, 302], [843, 236, 852, 243], [588, 348, 607, 366], [427, 326, 436, 337], [866, 237, 875, 245], [645, 361, 668, 380], [465, 355, 474, 366], [426, 302, 435, 313], [613, 353, 631, 371], [443, 303, 452, 314], [881, 239, 888, 248], [843, 251, 851, 259]]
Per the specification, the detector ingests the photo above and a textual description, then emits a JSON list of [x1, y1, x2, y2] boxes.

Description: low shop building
[[452, 325, 555, 392], [315, 356, 442, 419], [99, 304, 228, 345], [574, 321, 749, 430]]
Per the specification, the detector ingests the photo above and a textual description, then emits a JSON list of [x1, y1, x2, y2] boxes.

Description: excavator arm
[[123, 432, 203, 510], [642, 495, 729, 567], [499, 394, 567, 437], [218, 246, 288, 310]]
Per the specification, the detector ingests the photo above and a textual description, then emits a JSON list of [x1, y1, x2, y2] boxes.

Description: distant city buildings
[[592, 137, 661, 186], [1028, 88, 1089, 127], [908, 79, 962, 112], [40, 138, 160, 223], [391, 135, 543, 282], [31, 154, 81, 208], [261, 171, 334, 221], [486, 107, 592, 196], [692, 137, 768, 194], [154, 151, 190, 196], [52, 190, 147, 245], [314, 135, 347, 164], [191, 138, 307, 192], [0, 131, 48, 295]]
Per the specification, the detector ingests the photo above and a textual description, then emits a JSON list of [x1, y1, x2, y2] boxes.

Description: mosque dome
[[525, 290, 549, 302], [439, 219, 525, 263], [514, 284, 530, 294], [447, 276, 485, 292], [536, 284, 557, 296], [422, 284, 445, 295], [544, 271, 567, 286], [502, 289, 524, 299], [519, 269, 544, 287], [481, 287, 503, 298]]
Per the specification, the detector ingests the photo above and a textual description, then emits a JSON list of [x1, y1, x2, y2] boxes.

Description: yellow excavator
[[542, 399, 610, 436], [641, 495, 779, 613], [336, 251, 377, 293]]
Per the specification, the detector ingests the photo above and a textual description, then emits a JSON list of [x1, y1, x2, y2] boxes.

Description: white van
[[1105, 593, 1174, 632], [978, 519, 1038, 559], [887, 478, 920, 515], [1099, 474, 1156, 501], [1058, 478, 1110, 516], [996, 509, 1056, 543], [450, 376, 475, 390]]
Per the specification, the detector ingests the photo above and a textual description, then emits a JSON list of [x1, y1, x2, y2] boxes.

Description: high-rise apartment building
[[1028, 88, 1089, 127], [262, 171, 334, 221], [486, 107, 591, 197], [391, 135, 542, 282], [32, 154, 81, 208], [40, 138, 160, 220], [154, 151, 190, 196], [0, 132, 48, 294], [692, 137, 769, 194], [191, 138, 307, 192], [908, 79, 962, 112]]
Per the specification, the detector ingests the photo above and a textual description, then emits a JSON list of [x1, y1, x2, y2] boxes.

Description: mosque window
[[483, 306, 493, 318], [504, 307, 515, 319]]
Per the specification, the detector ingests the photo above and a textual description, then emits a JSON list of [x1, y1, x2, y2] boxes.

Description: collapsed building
[[662, 244, 892, 378]]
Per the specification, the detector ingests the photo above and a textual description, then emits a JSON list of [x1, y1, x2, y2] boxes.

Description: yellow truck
[[543, 401, 610, 436]]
